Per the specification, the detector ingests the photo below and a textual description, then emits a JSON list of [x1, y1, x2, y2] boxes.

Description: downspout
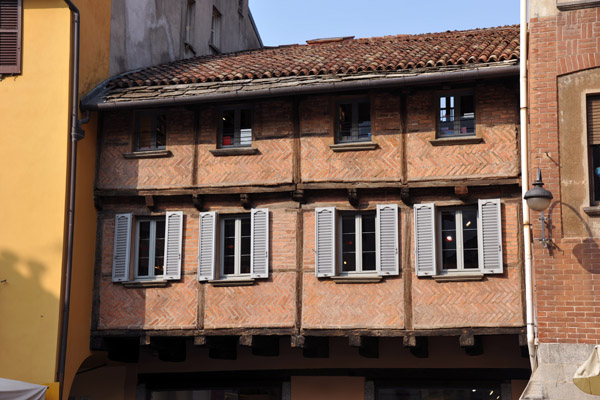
[[58, 1, 89, 398], [520, 0, 538, 372]]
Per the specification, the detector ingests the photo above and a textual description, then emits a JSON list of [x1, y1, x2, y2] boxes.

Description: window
[[336, 100, 371, 143], [587, 95, 600, 204], [112, 212, 183, 282], [219, 107, 252, 148], [135, 111, 166, 151], [0, 0, 22, 74], [210, 7, 221, 50], [438, 92, 475, 138], [198, 209, 269, 281], [315, 204, 399, 277], [414, 199, 503, 277]]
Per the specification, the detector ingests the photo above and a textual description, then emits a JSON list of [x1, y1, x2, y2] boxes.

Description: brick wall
[[529, 7, 600, 343]]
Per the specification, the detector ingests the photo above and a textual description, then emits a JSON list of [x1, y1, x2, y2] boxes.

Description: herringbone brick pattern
[[98, 275, 197, 329], [412, 266, 523, 328], [302, 273, 404, 329], [301, 135, 402, 182], [204, 272, 296, 328]]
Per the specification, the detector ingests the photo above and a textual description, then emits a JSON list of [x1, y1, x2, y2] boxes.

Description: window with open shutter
[[0, 0, 21, 74], [112, 214, 132, 282], [414, 203, 437, 276], [164, 211, 183, 280], [478, 199, 503, 274], [376, 204, 399, 276], [198, 212, 217, 281], [315, 207, 336, 277], [250, 208, 269, 279], [587, 95, 600, 204]]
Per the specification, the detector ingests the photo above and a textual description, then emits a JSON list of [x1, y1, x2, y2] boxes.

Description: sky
[[250, 1, 521, 47]]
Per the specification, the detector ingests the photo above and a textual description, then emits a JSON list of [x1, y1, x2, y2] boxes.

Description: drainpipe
[[520, 0, 538, 372], [58, 1, 89, 398]]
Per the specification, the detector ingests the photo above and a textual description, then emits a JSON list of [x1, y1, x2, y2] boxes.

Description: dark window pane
[[342, 215, 355, 234], [342, 251, 356, 272], [241, 217, 251, 236], [138, 221, 151, 276], [223, 255, 235, 275], [241, 236, 251, 258], [441, 211, 456, 230], [442, 250, 457, 270], [362, 251, 376, 271], [240, 255, 251, 274], [240, 108, 251, 130], [221, 109, 235, 146], [461, 94, 475, 116], [358, 102, 371, 140], [362, 214, 376, 253], [593, 145, 600, 202], [155, 114, 167, 148], [224, 237, 235, 258], [463, 249, 479, 269], [463, 229, 478, 250], [156, 220, 166, 240], [338, 103, 353, 142], [137, 115, 153, 150]]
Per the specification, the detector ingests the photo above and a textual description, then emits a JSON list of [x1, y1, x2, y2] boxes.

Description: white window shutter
[[376, 204, 399, 276], [414, 203, 437, 277], [112, 213, 132, 282], [198, 212, 217, 281], [250, 208, 269, 279], [478, 199, 503, 274], [315, 207, 336, 277], [164, 211, 183, 280]]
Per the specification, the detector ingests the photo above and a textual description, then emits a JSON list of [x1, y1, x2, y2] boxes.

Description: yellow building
[[0, 0, 111, 398]]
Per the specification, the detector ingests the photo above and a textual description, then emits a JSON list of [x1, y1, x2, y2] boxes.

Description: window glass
[[358, 101, 372, 141], [338, 103, 354, 143], [220, 108, 252, 148], [138, 221, 151, 276], [361, 214, 376, 271], [440, 207, 479, 271], [136, 218, 166, 279], [155, 113, 167, 148], [438, 93, 475, 138], [221, 109, 235, 147], [136, 112, 167, 151], [337, 100, 370, 143], [240, 217, 251, 274], [441, 211, 457, 270], [592, 145, 600, 202], [221, 215, 252, 277], [154, 220, 165, 276], [462, 209, 479, 269], [341, 215, 356, 272]]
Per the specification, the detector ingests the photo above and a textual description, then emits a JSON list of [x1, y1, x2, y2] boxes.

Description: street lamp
[[524, 168, 553, 247]]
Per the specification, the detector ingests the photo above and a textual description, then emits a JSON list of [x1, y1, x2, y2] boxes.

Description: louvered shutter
[[112, 213, 132, 282], [587, 95, 600, 145], [478, 199, 503, 274], [315, 207, 336, 277], [250, 208, 269, 278], [376, 204, 399, 276], [0, 0, 22, 74], [414, 204, 437, 276], [198, 212, 217, 281], [163, 211, 183, 280]]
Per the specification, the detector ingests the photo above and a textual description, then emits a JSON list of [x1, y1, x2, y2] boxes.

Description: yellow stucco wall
[[0, 0, 110, 396]]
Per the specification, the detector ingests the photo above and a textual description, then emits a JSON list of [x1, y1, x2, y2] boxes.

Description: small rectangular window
[[210, 7, 221, 50], [135, 218, 166, 279], [0, 0, 22, 74], [135, 111, 166, 151], [220, 215, 251, 278], [438, 92, 475, 138], [587, 95, 600, 204], [219, 107, 252, 148], [336, 100, 371, 143]]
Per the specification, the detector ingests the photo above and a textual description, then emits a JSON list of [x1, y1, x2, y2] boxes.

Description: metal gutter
[[59, 1, 89, 398], [81, 63, 519, 111]]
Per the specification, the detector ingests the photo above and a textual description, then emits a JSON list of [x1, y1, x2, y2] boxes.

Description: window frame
[[437, 206, 480, 273], [210, 6, 221, 50], [134, 110, 167, 152], [0, 0, 22, 75], [133, 217, 167, 281], [219, 214, 252, 279], [218, 105, 252, 148], [587, 94, 600, 205], [337, 212, 377, 275], [335, 98, 372, 144], [436, 90, 476, 139]]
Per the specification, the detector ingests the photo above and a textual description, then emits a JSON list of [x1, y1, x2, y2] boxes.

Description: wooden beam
[[239, 335, 253, 347], [455, 185, 469, 197], [290, 335, 305, 348], [144, 195, 156, 211], [140, 335, 151, 346], [405, 336, 428, 359], [460, 332, 483, 356], [194, 336, 206, 346]]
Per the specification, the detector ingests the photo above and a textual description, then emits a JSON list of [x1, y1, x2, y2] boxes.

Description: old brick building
[[78, 26, 530, 399], [521, 0, 600, 399]]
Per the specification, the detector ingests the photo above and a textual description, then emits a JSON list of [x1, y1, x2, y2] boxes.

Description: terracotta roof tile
[[107, 25, 520, 89]]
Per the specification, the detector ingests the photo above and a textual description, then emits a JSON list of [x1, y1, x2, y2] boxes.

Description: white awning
[[0, 378, 47, 400], [574, 345, 600, 395]]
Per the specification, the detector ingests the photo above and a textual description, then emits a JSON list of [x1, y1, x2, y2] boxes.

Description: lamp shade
[[524, 168, 553, 212]]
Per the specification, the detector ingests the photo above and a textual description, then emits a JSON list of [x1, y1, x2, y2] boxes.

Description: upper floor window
[[221, 214, 251, 278], [135, 111, 166, 151], [210, 7, 221, 50], [111, 212, 183, 282], [587, 95, 600, 204], [414, 199, 503, 277], [0, 0, 22, 74], [438, 92, 475, 138], [336, 100, 371, 143], [219, 107, 252, 148], [315, 204, 399, 278]]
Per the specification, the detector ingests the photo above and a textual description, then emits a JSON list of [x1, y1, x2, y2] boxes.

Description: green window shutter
[[163, 211, 183, 280], [478, 199, 503, 274], [198, 212, 217, 281], [112, 213, 132, 282], [414, 203, 437, 276], [315, 207, 336, 277], [250, 208, 269, 279], [376, 204, 399, 276]]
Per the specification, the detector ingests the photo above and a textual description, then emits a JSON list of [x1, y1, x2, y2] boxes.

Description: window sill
[[331, 275, 382, 284], [209, 278, 255, 286], [209, 147, 259, 157], [122, 280, 170, 288], [583, 206, 600, 216], [429, 137, 483, 146], [557, 0, 600, 10], [329, 142, 378, 152], [432, 273, 484, 282], [122, 149, 172, 159]]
